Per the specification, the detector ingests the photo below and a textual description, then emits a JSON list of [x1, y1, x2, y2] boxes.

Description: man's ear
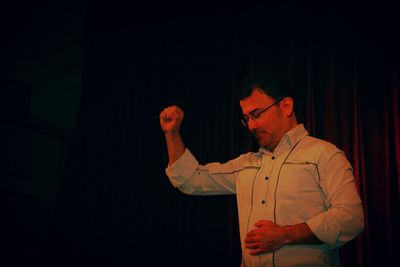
[[280, 97, 294, 116]]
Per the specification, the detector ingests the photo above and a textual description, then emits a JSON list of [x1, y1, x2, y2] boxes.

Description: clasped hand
[[244, 220, 289, 255]]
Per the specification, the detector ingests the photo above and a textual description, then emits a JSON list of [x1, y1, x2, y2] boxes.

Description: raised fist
[[159, 105, 184, 133]]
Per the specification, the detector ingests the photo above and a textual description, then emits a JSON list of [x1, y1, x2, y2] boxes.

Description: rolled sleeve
[[306, 151, 364, 248], [165, 148, 198, 188], [165, 148, 240, 195]]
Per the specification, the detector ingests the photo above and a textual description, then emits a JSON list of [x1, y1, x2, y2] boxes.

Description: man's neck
[[266, 122, 300, 152]]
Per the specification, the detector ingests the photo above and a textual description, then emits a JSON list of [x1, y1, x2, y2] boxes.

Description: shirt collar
[[257, 124, 309, 156]]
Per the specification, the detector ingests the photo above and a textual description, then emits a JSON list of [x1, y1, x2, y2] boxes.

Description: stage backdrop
[[52, 1, 399, 267]]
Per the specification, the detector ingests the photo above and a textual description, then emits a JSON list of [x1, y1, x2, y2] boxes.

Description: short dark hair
[[237, 69, 293, 101]]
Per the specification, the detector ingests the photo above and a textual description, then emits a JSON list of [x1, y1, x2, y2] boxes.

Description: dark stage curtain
[[52, 1, 399, 267]]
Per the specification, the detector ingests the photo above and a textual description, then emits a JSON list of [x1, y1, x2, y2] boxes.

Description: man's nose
[[247, 119, 258, 131]]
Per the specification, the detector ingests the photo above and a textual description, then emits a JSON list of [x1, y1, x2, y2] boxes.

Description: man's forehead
[[240, 88, 274, 111]]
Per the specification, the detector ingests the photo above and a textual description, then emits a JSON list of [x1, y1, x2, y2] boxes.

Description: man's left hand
[[244, 220, 289, 255]]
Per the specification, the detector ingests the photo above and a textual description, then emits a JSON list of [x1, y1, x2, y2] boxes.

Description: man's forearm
[[165, 131, 185, 166], [282, 222, 323, 246], [245, 220, 323, 254]]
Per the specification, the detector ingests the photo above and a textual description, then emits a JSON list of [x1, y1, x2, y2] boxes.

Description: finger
[[172, 107, 184, 120], [244, 236, 258, 243], [246, 230, 256, 237], [245, 242, 259, 249], [161, 117, 172, 123], [160, 112, 172, 122], [254, 220, 269, 227], [165, 106, 178, 116], [162, 107, 177, 121], [247, 227, 261, 236], [172, 105, 183, 113], [249, 249, 264, 255], [160, 108, 170, 119]]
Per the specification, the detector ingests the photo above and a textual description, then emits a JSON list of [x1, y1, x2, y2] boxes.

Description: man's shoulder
[[229, 151, 262, 168], [300, 136, 343, 157], [236, 151, 261, 160]]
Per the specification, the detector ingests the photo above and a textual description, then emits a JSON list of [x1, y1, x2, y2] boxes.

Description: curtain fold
[[352, 66, 371, 267]]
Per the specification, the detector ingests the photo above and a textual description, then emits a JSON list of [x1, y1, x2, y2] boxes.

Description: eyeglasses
[[241, 99, 282, 126]]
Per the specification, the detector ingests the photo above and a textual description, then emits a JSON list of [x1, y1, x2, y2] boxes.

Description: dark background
[[1, 0, 399, 266]]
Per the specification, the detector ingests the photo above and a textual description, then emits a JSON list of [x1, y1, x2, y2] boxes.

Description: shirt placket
[[265, 148, 291, 225], [250, 153, 274, 227], [245, 153, 276, 267]]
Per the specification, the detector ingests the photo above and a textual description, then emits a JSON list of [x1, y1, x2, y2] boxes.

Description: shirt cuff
[[306, 215, 337, 248], [165, 148, 198, 188]]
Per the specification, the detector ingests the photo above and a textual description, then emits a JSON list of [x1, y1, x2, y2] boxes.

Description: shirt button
[[261, 200, 266, 204]]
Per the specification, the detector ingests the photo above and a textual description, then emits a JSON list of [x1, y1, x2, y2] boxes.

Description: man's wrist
[[165, 130, 180, 138], [281, 224, 296, 246], [281, 222, 322, 246]]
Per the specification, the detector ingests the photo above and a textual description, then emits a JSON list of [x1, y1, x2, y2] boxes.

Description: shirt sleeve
[[165, 148, 239, 195], [306, 150, 365, 248]]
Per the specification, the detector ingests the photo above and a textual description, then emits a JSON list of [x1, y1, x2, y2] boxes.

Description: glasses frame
[[241, 99, 282, 126]]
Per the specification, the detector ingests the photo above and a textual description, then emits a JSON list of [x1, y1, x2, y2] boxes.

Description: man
[[159, 71, 364, 266]]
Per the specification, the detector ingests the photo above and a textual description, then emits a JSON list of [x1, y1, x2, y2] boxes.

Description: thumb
[[254, 220, 269, 228]]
